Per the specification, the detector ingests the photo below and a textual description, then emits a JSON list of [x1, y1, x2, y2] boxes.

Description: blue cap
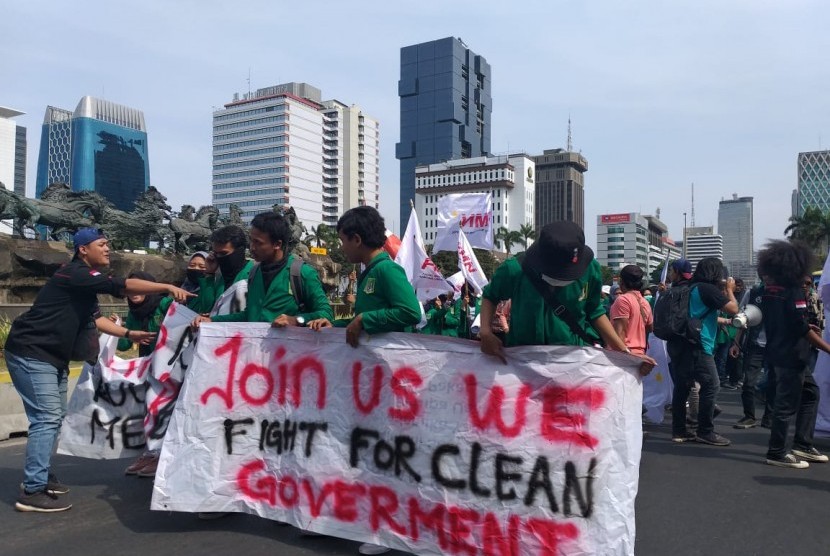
[[73, 227, 106, 251], [671, 258, 693, 278]]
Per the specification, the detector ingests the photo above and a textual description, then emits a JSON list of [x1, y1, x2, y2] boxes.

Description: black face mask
[[216, 247, 246, 278], [186, 268, 206, 284]]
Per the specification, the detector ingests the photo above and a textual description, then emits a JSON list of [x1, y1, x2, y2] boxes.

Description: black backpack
[[652, 284, 713, 346], [248, 257, 306, 312]]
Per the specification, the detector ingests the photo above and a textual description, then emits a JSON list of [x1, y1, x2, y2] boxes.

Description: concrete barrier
[[0, 371, 80, 441]]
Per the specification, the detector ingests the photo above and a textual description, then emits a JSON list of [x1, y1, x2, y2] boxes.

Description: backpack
[[248, 257, 306, 313], [652, 284, 713, 347]]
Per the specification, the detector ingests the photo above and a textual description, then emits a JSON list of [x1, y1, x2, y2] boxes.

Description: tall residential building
[[212, 82, 379, 228], [0, 107, 26, 196], [35, 97, 150, 211], [718, 195, 754, 282], [795, 150, 830, 217], [397, 37, 492, 232], [596, 212, 680, 273], [414, 154, 534, 247], [684, 226, 723, 270], [533, 148, 588, 230]]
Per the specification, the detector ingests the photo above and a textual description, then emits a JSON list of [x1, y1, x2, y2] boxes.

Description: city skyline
[[3, 1, 829, 250]]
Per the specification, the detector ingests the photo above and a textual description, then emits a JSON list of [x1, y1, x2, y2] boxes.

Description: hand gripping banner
[[152, 324, 644, 555]]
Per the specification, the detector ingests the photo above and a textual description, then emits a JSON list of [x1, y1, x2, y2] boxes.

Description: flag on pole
[[395, 207, 453, 302], [433, 193, 493, 252], [446, 271, 465, 294], [457, 229, 489, 295], [655, 253, 671, 302]]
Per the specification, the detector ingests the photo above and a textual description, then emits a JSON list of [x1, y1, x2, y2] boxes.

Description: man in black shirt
[[4, 228, 194, 512], [756, 241, 830, 468]]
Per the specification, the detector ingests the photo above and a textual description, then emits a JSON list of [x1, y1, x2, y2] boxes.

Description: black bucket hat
[[524, 221, 594, 281]]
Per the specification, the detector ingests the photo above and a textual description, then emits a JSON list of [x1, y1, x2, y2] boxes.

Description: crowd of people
[[3, 209, 827, 552]]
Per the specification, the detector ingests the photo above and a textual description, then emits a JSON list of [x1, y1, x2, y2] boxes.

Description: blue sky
[[3, 0, 829, 249]]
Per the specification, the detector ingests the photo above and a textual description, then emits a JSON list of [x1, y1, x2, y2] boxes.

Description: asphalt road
[[1, 389, 828, 555]]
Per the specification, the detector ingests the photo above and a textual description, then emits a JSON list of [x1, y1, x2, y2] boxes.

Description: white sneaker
[[358, 543, 391, 555], [765, 453, 809, 469], [792, 446, 829, 462]]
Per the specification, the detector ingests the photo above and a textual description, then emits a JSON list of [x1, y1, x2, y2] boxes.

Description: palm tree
[[518, 223, 535, 250], [785, 207, 830, 255], [496, 227, 522, 255], [304, 224, 337, 248]]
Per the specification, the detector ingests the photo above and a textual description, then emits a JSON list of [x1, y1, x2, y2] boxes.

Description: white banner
[[395, 207, 453, 302], [643, 335, 673, 424], [447, 271, 465, 293], [458, 229, 489, 296], [210, 280, 248, 317], [144, 303, 200, 450], [432, 193, 493, 252], [58, 332, 150, 459], [152, 324, 643, 555]]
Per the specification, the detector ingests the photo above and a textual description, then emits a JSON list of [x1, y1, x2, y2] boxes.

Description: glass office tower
[[396, 37, 491, 232], [36, 96, 149, 211]]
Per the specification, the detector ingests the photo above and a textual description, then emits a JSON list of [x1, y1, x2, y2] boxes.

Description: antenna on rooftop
[[690, 182, 696, 227], [566, 115, 573, 151], [247, 67, 252, 97]]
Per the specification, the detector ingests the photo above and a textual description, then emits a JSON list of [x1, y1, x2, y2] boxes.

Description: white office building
[[0, 107, 26, 196], [414, 154, 535, 248], [212, 82, 379, 228], [685, 226, 724, 270], [597, 212, 681, 273]]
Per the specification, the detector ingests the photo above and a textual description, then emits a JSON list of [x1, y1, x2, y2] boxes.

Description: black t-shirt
[[761, 285, 811, 367], [5, 260, 126, 369]]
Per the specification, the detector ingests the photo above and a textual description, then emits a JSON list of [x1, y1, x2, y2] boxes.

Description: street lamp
[[682, 212, 687, 259]]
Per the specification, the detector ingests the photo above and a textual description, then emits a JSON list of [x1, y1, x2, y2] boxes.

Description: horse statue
[[99, 186, 172, 248], [0, 185, 41, 237], [177, 204, 196, 221], [169, 205, 219, 253], [275, 205, 310, 259], [39, 182, 110, 223], [221, 203, 245, 228]]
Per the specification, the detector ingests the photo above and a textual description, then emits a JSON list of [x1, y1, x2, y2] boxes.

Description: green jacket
[[457, 296, 481, 339], [192, 260, 255, 314], [334, 252, 421, 334], [118, 296, 174, 353], [442, 303, 460, 337], [422, 305, 447, 335], [483, 257, 605, 347], [212, 255, 333, 323]]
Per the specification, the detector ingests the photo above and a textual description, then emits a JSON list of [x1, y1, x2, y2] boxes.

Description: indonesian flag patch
[[795, 300, 807, 310], [89, 270, 101, 277]]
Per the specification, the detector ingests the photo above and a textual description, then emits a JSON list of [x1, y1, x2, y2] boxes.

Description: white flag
[[433, 193, 493, 252], [447, 271, 465, 293], [457, 229, 489, 295], [395, 207, 453, 302]]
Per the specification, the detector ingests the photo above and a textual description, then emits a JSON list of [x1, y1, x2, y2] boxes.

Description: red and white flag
[[433, 192, 494, 252], [395, 207, 453, 302], [457, 229, 489, 295]]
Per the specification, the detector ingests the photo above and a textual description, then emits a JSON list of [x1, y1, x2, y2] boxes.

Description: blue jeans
[[4, 350, 68, 492]]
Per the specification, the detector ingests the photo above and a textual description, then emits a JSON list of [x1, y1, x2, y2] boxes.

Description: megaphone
[[732, 304, 762, 329]]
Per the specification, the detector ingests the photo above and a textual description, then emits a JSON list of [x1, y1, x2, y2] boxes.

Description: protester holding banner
[[194, 212, 332, 328], [421, 296, 448, 335], [478, 221, 654, 374], [192, 225, 253, 314], [441, 292, 461, 337], [181, 251, 209, 297], [3, 227, 194, 512], [755, 241, 830, 468], [308, 206, 419, 555]]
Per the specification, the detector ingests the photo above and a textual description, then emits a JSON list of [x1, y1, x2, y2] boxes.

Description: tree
[[495, 227, 522, 255], [304, 224, 337, 248], [785, 207, 830, 257], [518, 223, 535, 250], [600, 265, 615, 286]]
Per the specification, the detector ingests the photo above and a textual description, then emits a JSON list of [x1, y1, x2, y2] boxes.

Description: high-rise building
[[718, 195, 754, 282], [35, 97, 150, 211], [684, 226, 723, 270], [397, 37, 492, 232], [533, 148, 588, 230], [596, 212, 680, 273], [0, 107, 26, 196], [414, 154, 535, 247], [795, 150, 830, 217], [212, 83, 379, 228]]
